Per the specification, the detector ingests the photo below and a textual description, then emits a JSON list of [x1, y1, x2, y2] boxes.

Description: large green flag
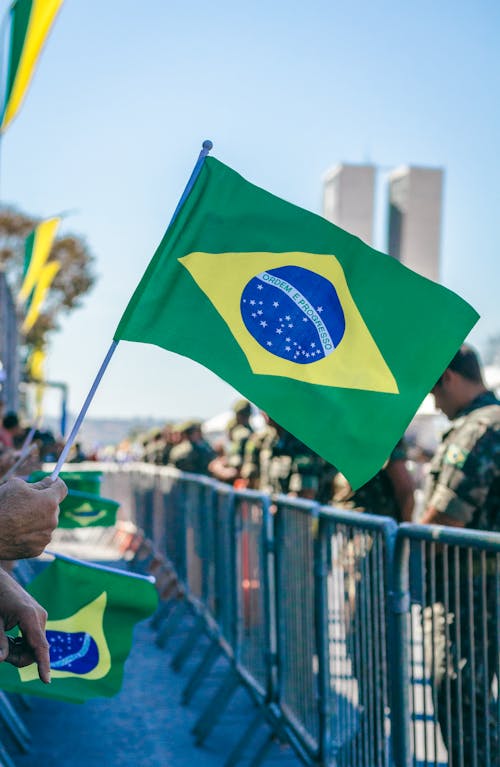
[[58, 490, 119, 529], [114, 156, 478, 488], [0, 556, 157, 702]]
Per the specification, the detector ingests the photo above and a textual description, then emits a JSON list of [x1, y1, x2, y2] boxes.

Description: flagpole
[[50, 139, 213, 480], [0, 415, 40, 482]]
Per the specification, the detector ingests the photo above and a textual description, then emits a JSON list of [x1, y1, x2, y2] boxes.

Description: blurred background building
[[323, 162, 444, 282], [387, 166, 443, 282], [323, 163, 376, 246]]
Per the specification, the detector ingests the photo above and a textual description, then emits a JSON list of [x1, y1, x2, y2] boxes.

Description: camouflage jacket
[[424, 391, 500, 531], [226, 424, 253, 470], [168, 439, 216, 475]]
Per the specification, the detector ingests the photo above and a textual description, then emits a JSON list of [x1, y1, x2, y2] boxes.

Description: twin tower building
[[323, 164, 443, 283]]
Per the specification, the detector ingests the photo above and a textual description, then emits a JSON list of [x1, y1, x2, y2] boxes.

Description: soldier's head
[[431, 344, 487, 419], [179, 420, 203, 444], [232, 398, 252, 426]]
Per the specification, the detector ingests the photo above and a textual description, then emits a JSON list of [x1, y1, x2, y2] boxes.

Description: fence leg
[[248, 731, 275, 767], [0, 692, 31, 752], [224, 709, 262, 767], [171, 615, 205, 672], [150, 598, 175, 631], [192, 669, 239, 745], [0, 740, 16, 767], [182, 640, 221, 705], [389, 533, 412, 767], [155, 600, 187, 649]]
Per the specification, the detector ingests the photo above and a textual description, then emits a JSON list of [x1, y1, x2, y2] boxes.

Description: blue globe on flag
[[240, 265, 345, 364], [47, 630, 99, 674]]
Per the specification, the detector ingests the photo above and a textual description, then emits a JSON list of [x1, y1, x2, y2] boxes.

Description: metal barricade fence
[[213, 486, 238, 647], [92, 465, 500, 767], [392, 524, 500, 767], [233, 491, 274, 700], [273, 497, 320, 757], [318, 508, 397, 767], [157, 467, 187, 580], [131, 465, 157, 540], [99, 463, 136, 521], [181, 477, 217, 608]]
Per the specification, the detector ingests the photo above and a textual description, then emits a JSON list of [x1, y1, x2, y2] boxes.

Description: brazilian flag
[[29, 470, 103, 496], [114, 156, 478, 489], [0, 556, 157, 702], [58, 490, 119, 529], [0, 0, 64, 132]]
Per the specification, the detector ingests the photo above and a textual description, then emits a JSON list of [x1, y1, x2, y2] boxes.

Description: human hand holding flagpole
[[50, 140, 214, 480]]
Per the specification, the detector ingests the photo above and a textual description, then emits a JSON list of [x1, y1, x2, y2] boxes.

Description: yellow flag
[[22, 260, 60, 333], [1, 0, 64, 132], [27, 346, 45, 380], [18, 217, 60, 304]]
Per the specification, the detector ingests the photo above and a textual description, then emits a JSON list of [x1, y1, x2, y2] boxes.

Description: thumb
[[31, 476, 56, 490], [34, 477, 68, 503], [0, 618, 9, 662]]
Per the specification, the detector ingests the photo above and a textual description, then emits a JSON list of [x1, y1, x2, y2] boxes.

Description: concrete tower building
[[323, 164, 376, 246], [387, 166, 443, 282]]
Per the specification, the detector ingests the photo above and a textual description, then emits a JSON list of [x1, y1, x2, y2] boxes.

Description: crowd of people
[[140, 394, 416, 521]]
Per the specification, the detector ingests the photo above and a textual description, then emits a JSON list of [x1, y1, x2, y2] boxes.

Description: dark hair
[[436, 344, 484, 386], [3, 412, 19, 430]]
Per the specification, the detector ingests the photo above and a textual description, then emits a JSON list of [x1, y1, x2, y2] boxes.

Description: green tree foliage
[[0, 206, 95, 350]]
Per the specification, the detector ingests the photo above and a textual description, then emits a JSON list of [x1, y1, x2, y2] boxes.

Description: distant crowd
[[138, 398, 417, 523]]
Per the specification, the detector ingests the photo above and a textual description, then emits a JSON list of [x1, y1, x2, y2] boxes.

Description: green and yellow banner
[[1, 0, 64, 132], [21, 258, 60, 333], [18, 217, 60, 304]]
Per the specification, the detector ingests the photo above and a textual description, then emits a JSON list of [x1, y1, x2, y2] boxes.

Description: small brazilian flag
[[0, 556, 157, 703], [0, 0, 64, 133], [29, 470, 103, 496], [114, 155, 478, 488], [58, 490, 119, 529]]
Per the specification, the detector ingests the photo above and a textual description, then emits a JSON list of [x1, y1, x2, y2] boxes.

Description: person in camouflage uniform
[[333, 439, 414, 521], [241, 414, 335, 499], [421, 345, 499, 767], [240, 415, 284, 492], [168, 420, 216, 475], [225, 399, 254, 478]]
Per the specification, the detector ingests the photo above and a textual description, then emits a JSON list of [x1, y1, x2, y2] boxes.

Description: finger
[[39, 478, 68, 504], [32, 476, 67, 496], [5, 636, 36, 669], [20, 619, 51, 684], [0, 618, 9, 663]]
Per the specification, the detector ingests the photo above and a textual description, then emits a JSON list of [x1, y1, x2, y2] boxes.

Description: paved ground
[[4, 615, 299, 767]]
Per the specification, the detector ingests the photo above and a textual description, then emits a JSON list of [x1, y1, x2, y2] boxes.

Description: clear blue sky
[[2, 0, 499, 421]]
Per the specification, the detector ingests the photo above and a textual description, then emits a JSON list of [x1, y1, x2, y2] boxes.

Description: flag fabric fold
[[0, 0, 64, 132], [114, 155, 478, 489], [0, 556, 158, 702]]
